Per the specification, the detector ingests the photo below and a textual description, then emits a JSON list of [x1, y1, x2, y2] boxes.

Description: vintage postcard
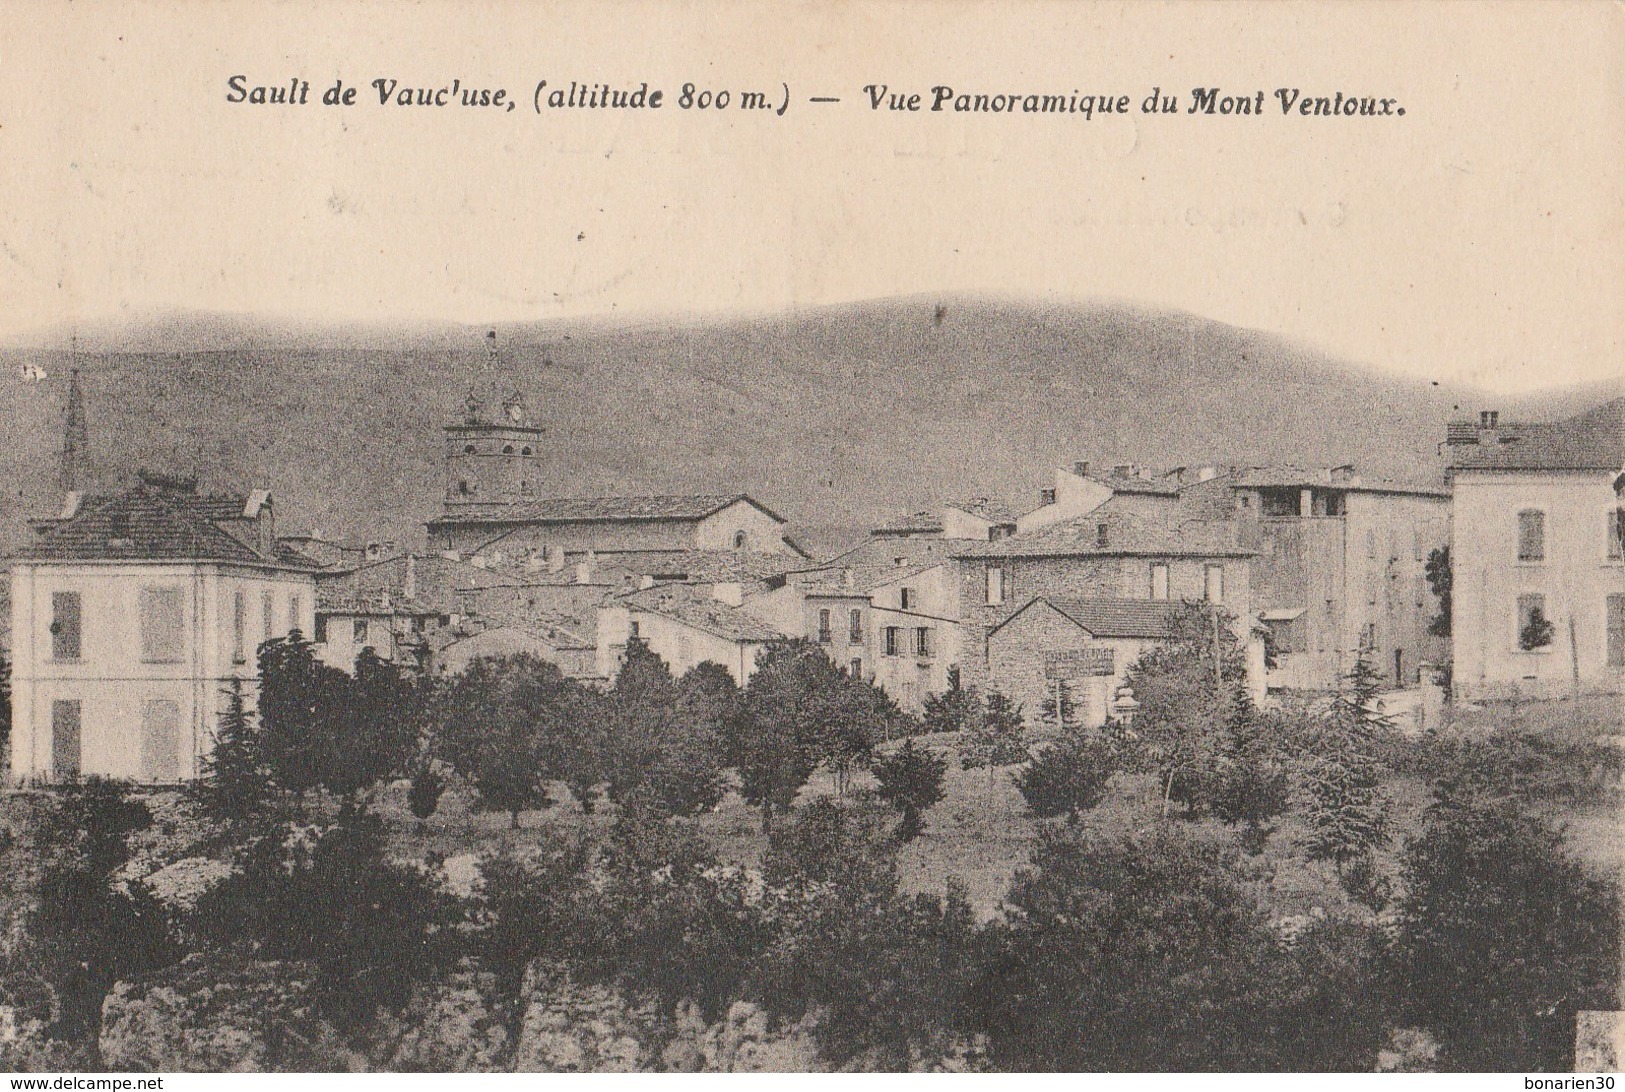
[[0, 0, 1621, 1077]]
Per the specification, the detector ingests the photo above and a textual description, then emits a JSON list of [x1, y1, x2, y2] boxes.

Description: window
[[1517, 510, 1545, 562], [629, 619, 640, 639], [1361, 622, 1377, 650], [1203, 564, 1225, 603], [457, 479, 472, 496], [139, 586, 184, 662], [1264, 617, 1300, 656], [899, 587, 914, 610], [1517, 594, 1553, 650], [288, 595, 302, 636], [733, 530, 748, 550], [463, 444, 476, 454], [354, 619, 370, 645], [817, 609, 832, 644], [520, 481, 533, 495], [502, 444, 514, 454], [1096, 523, 1109, 547], [915, 627, 932, 657], [850, 658, 863, 678], [985, 566, 1005, 606], [50, 591, 82, 661], [849, 609, 863, 643], [314, 614, 329, 643], [521, 446, 533, 456], [885, 626, 900, 656], [51, 699, 81, 778], [1150, 563, 1170, 601], [232, 591, 246, 663], [262, 590, 275, 647], [1609, 509, 1623, 561], [1608, 595, 1625, 667], [141, 698, 182, 782]]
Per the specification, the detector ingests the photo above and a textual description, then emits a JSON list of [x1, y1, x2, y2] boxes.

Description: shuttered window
[[51, 592, 82, 661], [139, 586, 185, 663], [1517, 510, 1545, 562]]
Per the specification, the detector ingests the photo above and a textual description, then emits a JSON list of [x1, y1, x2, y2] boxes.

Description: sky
[[1, 0, 1621, 394]]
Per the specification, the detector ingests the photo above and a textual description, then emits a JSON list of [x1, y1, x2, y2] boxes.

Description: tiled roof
[[1089, 472, 1181, 497], [955, 501, 1253, 560], [945, 498, 1022, 524], [792, 536, 961, 594], [872, 510, 945, 535], [17, 487, 304, 566], [427, 494, 784, 526], [622, 583, 786, 643], [1230, 465, 1448, 496], [1447, 398, 1625, 472], [993, 596, 1180, 639]]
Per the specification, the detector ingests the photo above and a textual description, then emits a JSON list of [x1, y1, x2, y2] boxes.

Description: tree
[[955, 689, 1027, 791], [1295, 653, 1392, 881], [1014, 727, 1119, 819], [602, 640, 728, 816], [1037, 680, 1080, 730], [192, 809, 453, 1030], [1424, 545, 1451, 637], [921, 676, 981, 736], [757, 797, 981, 1067], [1392, 796, 1618, 1070], [1518, 607, 1556, 651], [190, 679, 272, 823], [1122, 601, 1254, 816], [735, 640, 897, 832], [978, 823, 1351, 1071], [341, 647, 424, 800], [0, 648, 11, 767], [254, 634, 356, 798], [873, 738, 948, 841], [27, 779, 179, 1041], [438, 654, 573, 827], [1209, 708, 1292, 853], [406, 760, 447, 828]]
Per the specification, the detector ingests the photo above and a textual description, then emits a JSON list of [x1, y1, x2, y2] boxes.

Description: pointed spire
[[60, 341, 88, 492]]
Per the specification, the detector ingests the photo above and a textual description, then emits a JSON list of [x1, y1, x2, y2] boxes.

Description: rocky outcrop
[[369, 968, 511, 1072], [99, 954, 359, 1072], [697, 1001, 825, 1072], [512, 963, 667, 1072]]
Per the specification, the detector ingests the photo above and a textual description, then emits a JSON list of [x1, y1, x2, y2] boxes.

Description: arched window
[[463, 444, 477, 454], [457, 479, 472, 496], [521, 446, 533, 456], [502, 444, 515, 455], [733, 530, 748, 550]]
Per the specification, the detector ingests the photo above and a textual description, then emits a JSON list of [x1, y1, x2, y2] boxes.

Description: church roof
[[428, 493, 786, 526]]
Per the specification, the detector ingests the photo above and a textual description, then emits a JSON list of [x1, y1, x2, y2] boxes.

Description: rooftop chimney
[[1039, 487, 1057, 506], [1479, 410, 1499, 430], [1072, 461, 1090, 478]]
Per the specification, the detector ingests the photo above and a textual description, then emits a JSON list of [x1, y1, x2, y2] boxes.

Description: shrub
[[873, 739, 948, 841], [1013, 729, 1119, 819], [1391, 796, 1619, 1071]]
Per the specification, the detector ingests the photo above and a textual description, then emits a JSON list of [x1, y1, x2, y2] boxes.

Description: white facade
[[1451, 469, 1625, 700], [9, 561, 316, 782]]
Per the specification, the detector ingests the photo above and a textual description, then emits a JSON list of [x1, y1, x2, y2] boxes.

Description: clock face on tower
[[507, 402, 524, 423]]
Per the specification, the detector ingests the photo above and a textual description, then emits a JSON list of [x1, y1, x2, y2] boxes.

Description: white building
[[8, 473, 318, 783], [1446, 401, 1625, 701]]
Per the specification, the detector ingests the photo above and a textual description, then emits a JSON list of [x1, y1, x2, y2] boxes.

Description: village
[[0, 357, 1622, 1074], [6, 369, 1622, 786]]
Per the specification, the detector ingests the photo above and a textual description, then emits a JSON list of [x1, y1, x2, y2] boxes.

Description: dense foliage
[[872, 738, 947, 840]]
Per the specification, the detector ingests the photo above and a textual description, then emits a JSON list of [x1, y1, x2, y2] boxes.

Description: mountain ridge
[[1, 296, 1616, 561]]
